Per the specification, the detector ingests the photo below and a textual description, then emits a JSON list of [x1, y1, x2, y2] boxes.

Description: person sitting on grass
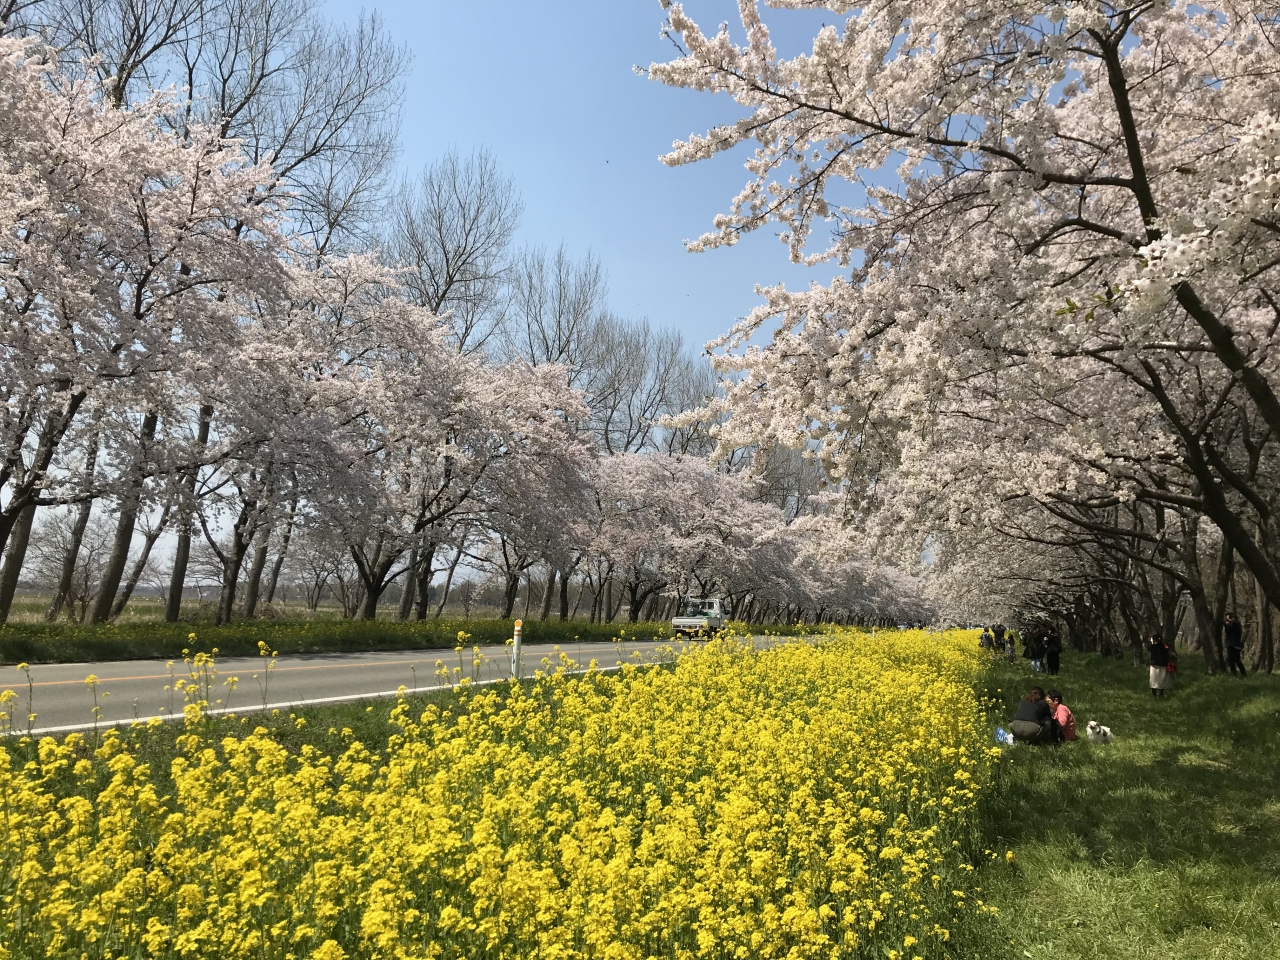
[[1010, 686, 1061, 745], [1046, 689, 1076, 742]]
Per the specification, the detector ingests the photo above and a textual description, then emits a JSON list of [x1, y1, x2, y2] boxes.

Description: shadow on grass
[[958, 652, 1280, 960]]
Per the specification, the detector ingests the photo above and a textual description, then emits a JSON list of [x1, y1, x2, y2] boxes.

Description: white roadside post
[[511, 618, 523, 679]]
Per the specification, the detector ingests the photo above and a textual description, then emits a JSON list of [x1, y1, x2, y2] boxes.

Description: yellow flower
[[0, 629, 993, 960]]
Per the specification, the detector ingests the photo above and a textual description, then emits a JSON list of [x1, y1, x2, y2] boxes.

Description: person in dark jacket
[[1146, 634, 1173, 697], [1224, 612, 1246, 677], [1025, 633, 1045, 672], [1044, 630, 1062, 676], [1010, 687, 1060, 744]]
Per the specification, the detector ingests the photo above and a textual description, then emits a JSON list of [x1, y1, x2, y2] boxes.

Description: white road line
[[15, 662, 644, 737], [10, 634, 807, 738]]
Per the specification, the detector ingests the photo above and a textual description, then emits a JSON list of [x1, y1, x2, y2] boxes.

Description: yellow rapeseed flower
[[0, 629, 994, 959]]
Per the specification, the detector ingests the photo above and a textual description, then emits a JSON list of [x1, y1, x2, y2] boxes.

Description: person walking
[[1224, 612, 1247, 677], [1046, 689, 1076, 741], [1146, 634, 1174, 698], [1045, 630, 1062, 676]]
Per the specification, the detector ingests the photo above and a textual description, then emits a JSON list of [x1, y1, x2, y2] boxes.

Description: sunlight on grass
[[968, 652, 1280, 960]]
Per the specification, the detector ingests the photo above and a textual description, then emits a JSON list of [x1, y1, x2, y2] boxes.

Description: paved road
[[3, 638, 688, 736]]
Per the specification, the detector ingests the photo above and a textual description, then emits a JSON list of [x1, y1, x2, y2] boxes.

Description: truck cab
[[671, 597, 725, 636]]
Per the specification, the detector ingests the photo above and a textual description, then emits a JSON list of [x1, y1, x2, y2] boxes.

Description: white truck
[[671, 597, 725, 636]]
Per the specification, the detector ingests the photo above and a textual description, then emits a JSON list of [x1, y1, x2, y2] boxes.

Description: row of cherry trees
[[0, 5, 932, 627], [649, 1, 1280, 669]]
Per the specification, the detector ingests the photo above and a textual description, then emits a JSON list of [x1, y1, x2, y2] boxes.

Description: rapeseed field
[[0, 630, 999, 959]]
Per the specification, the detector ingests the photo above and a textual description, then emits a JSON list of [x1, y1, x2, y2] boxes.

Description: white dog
[[1085, 720, 1115, 744]]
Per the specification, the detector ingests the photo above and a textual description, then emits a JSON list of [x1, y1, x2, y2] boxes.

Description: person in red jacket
[[1046, 690, 1076, 742]]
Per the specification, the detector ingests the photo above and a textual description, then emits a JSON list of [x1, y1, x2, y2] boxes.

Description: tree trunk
[[0, 504, 37, 625], [46, 429, 101, 622], [352, 547, 401, 622], [1252, 575, 1275, 673], [166, 528, 192, 622], [47, 497, 95, 622], [1179, 516, 1217, 671], [397, 548, 418, 621], [413, 541, 439, 620], [539, 568, 556, 621], [559, 569, 570, 620], [359, 581, 385, 621], [1209, 540, 1234, 672], [263, 497, 297, 606], [501, 573, 519, 619], [433, 543, 463, 619], [110, 507, 170, 619], [165, 405, 213, 622], [241, 533, 272, 619], [91, 411, 158, 624], [216, 532, 252, 625], [0, 388, 87, 561]]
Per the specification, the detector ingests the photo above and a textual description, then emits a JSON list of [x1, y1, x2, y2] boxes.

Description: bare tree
[[387, 148, 522, 353], [34, 0, 205, 106], [588, 319, 687, 454], [661, 359, 718, 457], [26, 511, 115, 622], [502, 245, 608, 378]]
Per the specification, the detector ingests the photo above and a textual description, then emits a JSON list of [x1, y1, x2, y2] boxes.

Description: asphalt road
[[4, 638, 686, 736]]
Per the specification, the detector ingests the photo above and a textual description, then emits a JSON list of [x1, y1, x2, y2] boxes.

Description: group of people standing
[[980, 623, 1062, 675]]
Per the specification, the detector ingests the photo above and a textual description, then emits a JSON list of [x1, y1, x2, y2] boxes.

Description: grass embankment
[[0, 617, 821, 664], [970, 651, 1280, 960]]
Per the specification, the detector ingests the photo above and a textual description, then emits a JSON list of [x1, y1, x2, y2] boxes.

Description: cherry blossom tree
[[648, 1, 1280, 644], [0, 36, 289, 623]]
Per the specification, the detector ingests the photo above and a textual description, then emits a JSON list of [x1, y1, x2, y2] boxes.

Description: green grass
[[963, 651, 1280, 960]]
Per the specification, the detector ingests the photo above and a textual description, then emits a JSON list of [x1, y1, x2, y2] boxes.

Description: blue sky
[[323, 0, 839, 351]]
